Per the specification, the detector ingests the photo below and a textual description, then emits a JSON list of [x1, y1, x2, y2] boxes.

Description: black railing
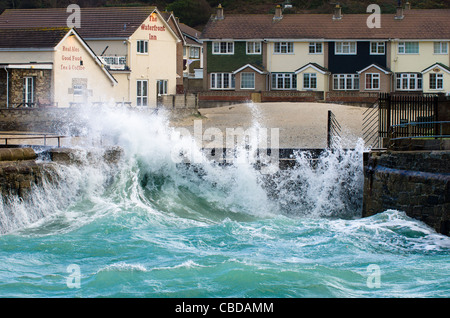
[[327, 110, 341, 148], [379, 93, 439, 140]]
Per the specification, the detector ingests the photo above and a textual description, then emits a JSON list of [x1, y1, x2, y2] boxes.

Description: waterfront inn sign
[[141, 13, 167, 41]]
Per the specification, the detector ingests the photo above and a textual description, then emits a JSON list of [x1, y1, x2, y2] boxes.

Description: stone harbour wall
[[0, 148, 43, 199], [0, 146, 123, 200], [363, 150, 450, 236]]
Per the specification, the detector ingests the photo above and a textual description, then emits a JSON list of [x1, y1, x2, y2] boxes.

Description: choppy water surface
[[0, 107, 448, 298]]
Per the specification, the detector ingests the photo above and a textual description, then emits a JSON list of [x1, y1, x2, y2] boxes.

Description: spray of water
[[0, 103, 366, 235]]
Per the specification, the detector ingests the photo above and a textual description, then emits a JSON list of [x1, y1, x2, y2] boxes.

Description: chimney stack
[[216, 4, 224, 20], [333, 4, 342, 20], [395, 5, 404, 19], [273, 5, 283, 21]]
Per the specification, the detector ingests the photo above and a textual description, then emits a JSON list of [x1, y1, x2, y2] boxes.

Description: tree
[[166, 0, 211, 27]]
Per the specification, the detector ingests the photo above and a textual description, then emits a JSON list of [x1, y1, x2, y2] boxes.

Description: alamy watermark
[[366, 264, 381, 289], [171, 120, 280, 172], [366, 4, 381, 29], [66, 264, 81, 289], [66, 4, 81, 28]]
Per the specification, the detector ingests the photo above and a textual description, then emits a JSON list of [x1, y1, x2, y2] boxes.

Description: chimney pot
[[333, 4, 342, 20], [404, 2, 411, 10], [273, 5, 283, 21], [216, 4, 224, 20]]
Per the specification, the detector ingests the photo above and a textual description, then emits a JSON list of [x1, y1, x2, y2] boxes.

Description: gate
[[378, 93, 439, 143]]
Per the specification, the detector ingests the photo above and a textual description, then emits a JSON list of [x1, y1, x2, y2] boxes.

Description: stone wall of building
[[8, 69, 52, 107], [363, 150, 450, 236]]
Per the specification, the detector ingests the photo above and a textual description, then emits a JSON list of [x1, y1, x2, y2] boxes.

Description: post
[[434, 95, 439, 138], [327, 110, 332, 148]]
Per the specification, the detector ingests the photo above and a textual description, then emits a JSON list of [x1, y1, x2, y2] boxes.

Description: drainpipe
[[3, 66, 9, 108], [126, 39, 132, 104]]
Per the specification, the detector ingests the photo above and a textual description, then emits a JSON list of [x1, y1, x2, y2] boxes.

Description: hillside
[[1, 0, 450, 28]]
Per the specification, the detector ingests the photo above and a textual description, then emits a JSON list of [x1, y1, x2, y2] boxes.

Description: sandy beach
[[172, 102, 367, 149]]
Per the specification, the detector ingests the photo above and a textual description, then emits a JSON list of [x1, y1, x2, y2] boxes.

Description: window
[[246, 41, 262, 55], [271, 73, 297, 90], [190, 47, 200, 59], [434, 42, 448, 54], [333, 74, 359, 90], [137, 40, 148, 54], [429, 73, 444, 90], [73, 85, 84, 96], [365, 73, 380, 90], [398, 42, 419, 54], [137, 80, 148, 106], [396, 73, 422, 91], [370, 42, 385, 55], [212, 41, 234, 54], [23, 77, 34, 105], [303, 73, 317, 89], [210, 73, 235, 90], [309, 42, 322, 54], [274, 42, 294, 54], [240, 73, 255, 89], [157, 80, 168, 96], [335, 42, 357, 55]]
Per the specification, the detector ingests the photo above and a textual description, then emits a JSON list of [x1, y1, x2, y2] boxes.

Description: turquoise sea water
[[0, 108, 449, 298]]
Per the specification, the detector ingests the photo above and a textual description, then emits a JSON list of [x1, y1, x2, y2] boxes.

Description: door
[[137, 80, 148, 107]]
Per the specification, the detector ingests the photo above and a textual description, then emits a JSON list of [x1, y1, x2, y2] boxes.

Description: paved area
[[171, 102, 366, 149]]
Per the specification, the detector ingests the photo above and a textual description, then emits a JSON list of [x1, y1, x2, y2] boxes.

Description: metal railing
[[362, 100, 381, 149], [390, 121, 450, 140], [0, 133, 69, 147], [327, 110, 341, 148]]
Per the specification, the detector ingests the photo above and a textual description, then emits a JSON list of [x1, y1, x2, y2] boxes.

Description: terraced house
[[200, 3, 450, 104], [0, 6, 183, 107]]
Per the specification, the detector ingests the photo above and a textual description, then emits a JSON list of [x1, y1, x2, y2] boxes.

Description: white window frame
[[429, 73, 444, 90], [333, 74, 359, 90], [370, 42, 385, 55], [246, 41, 262, 55], [335, 41, 357, 55], [23, 77, 34, 105], [157, 80, 168, 96], [398, 42, 419, 54], [274, 42, 294, 54], [240, 72, 255, 90], [137, 80, 148, 106], [212, 41, 234, 55], [308, 42, 323, 54], [271, 73, 297, 90], [365, 73, 380, 90], [189, 47, 200, 59], [433, 42, 448, 54], [303, 73, 317, 89], [137, 40, 148, 54], [396, 73, 422, 91], [210, 73, 235, 90]]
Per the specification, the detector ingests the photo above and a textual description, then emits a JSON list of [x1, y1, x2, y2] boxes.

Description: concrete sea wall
[[363, 150, 450, 236]]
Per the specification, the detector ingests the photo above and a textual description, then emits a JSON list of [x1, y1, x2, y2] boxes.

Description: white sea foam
[[97, 262, 148, 273]]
